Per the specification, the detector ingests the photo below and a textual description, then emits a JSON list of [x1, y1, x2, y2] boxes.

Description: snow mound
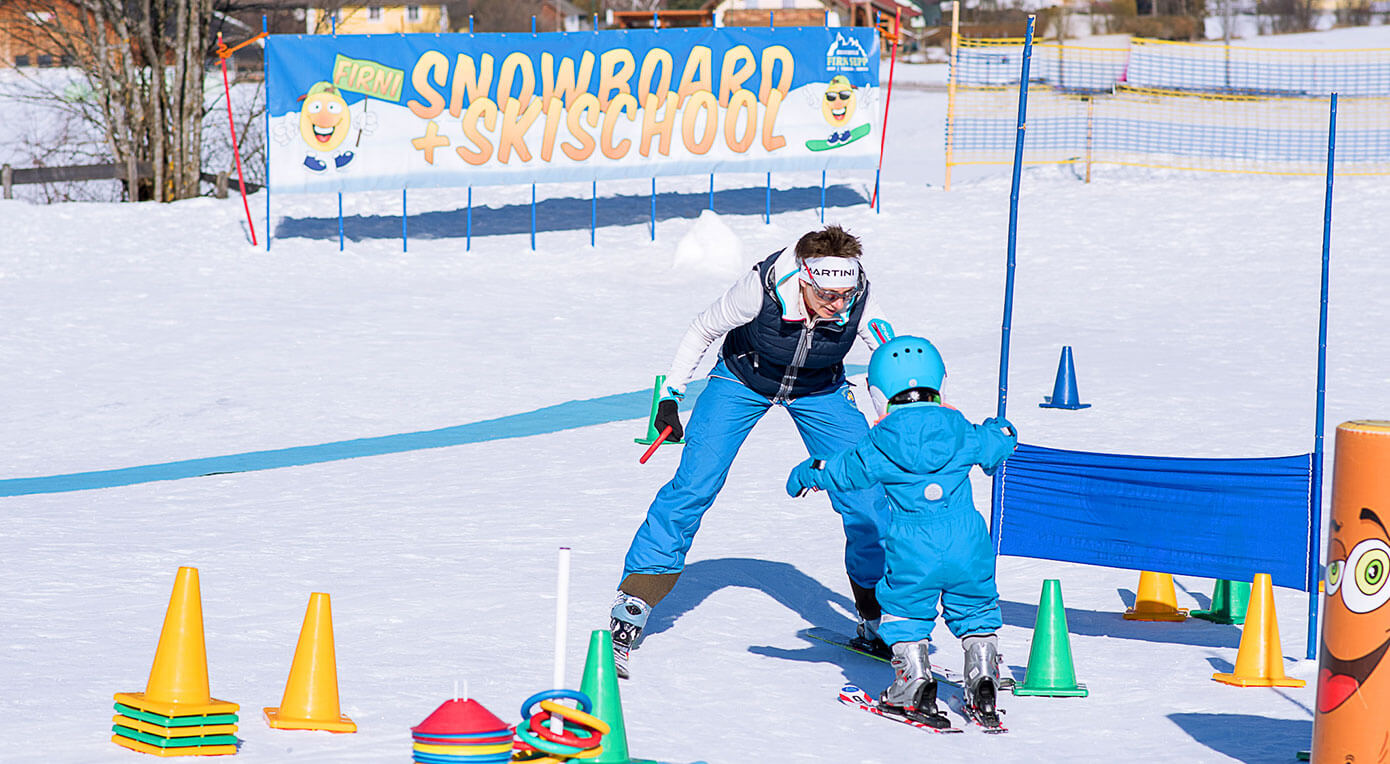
[[672, 209, 744, 279]]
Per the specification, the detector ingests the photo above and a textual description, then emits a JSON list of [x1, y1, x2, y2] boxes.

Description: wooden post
[[215, 171, 229, 199], [126, 155, 138, 201], [2, 164, 11, 199]]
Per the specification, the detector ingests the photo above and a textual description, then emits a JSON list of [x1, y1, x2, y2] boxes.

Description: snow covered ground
[[2, 28, 1389, 764]]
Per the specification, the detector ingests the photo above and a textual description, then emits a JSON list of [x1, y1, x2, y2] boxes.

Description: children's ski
[[804, 627, 1016, 690], [837, 685, 963, 734], [950, 696, 1010, 734]]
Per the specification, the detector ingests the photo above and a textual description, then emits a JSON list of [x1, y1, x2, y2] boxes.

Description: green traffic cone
[[1190, 579, 1250, 625], [580, 629, 633, 764], [1013, 579, 1089, 697], [634, 375, 682, 445]]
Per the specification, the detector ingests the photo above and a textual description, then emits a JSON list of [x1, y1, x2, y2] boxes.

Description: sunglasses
[[824, 91, 853, 102], [803, 268, 862, 306]]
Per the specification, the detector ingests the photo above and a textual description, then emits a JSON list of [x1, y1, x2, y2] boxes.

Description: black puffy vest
[[721, 250, 869, 401]]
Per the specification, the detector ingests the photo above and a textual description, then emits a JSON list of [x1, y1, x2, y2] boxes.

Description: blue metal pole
[[402, 188, 408, 252], [531, 15, 536, 33], [820, 170, 826, 222], [262, 14, 270, 252], [466, 186, 472, 251], [765, 172, 771, 223], [1307, 92, 1337, 660], [990, 16, 1035, 555], [873, 170, 881, 214], [709, 174, 714, 211], [338, 192, 344, 251], [591, 180, 596, 247], [531, 183, 537, 251], [650, 177, 656, 241]]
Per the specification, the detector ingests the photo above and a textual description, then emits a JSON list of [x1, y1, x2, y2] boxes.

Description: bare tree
[[8, 0, 216, 201]]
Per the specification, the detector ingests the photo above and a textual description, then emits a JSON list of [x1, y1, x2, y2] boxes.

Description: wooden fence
[[0, 161, 261, 200]]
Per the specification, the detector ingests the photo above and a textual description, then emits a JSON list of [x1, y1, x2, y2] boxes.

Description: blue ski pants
[[622, 361, 889, 588], [875, 508, 1003, 645]]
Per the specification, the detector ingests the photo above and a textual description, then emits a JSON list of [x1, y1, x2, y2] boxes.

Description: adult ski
[[837, 685, 962, 734]]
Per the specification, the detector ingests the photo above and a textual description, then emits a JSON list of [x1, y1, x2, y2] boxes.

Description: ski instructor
[[610, 224, 898, 678]]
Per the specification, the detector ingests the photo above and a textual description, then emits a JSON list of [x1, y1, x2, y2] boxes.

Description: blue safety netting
[[995, 443, 1315, 590]]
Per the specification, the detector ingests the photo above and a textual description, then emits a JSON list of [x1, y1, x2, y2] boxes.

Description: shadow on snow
[[274, 183, 870, 242]]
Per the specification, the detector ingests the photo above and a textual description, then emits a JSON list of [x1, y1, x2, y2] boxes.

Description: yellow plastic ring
[[538, 699, 611, 736], [411, 741, 513, 755]]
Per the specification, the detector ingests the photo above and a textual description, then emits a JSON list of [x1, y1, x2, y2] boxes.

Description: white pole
[[550, 546, 572, 733]]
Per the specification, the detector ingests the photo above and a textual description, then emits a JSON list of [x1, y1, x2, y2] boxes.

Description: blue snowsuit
[[789, 403, 1017, 644]]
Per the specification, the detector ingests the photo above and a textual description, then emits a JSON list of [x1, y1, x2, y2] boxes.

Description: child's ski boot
[[880, 640, 952, 729], [962, 633, 1005, 729]]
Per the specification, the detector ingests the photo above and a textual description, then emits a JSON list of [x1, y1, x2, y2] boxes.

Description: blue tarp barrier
[[995, 443, 1314, 590]]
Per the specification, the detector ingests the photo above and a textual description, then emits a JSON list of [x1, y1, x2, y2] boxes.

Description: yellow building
[[305, 4, 448, 35]]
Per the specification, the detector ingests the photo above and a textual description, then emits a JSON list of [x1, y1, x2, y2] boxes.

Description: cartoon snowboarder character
[[806, 75, 872, 152], [274, 81, 376, 173]]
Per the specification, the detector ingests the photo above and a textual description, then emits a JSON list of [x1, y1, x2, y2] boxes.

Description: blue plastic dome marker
[[1040, 346, 1090, 410]]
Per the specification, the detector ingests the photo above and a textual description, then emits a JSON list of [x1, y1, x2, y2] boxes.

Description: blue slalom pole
[[402, 188, 408, 252], [990, 16, 1035, 554], [466, 186, 472, 251], [1308, 92, 1337, 661], [765, 172, 771, 223], [263, 14, 270, 252], [531, 183, 537, 251], [590, 180, 596, 247], [820, 170, 826, 222], [709, 174, 714, 211], [873, 170, 880, 214], [650, 177, 656, 241], [338, 192, 344, 251]]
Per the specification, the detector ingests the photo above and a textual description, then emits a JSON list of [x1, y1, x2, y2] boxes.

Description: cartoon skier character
[[806, 75, 871, 152], [275, 81, 376, 173]]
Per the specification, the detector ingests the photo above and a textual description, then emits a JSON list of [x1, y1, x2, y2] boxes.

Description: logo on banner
[[825, 33, 869, 73]]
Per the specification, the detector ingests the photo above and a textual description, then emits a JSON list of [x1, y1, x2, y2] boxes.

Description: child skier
[[786, 336, 1017, 728]]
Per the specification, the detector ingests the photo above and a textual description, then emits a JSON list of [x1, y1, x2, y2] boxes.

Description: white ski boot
[[879, 640, 951, 729]]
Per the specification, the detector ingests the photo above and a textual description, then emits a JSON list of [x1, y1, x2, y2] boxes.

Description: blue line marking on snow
[[1, 365, 869, 497]]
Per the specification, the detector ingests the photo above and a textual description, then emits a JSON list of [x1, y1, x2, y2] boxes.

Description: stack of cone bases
[[112, 567, 239, 757], [410, 698, 513, 764]]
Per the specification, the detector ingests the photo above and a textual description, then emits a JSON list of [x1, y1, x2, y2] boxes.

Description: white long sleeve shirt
[[662, 247, 895, 392]]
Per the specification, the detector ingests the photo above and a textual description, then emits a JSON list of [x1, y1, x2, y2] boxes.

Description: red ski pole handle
[[639, 426, 674, 464]]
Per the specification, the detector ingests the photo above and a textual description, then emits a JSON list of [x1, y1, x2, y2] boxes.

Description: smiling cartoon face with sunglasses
[[820, 75, 858, 129]]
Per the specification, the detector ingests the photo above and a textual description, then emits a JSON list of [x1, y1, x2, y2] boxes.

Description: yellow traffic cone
[[114, 567, 240, 718], [1123, 571, 1189, 622], [264, 593, 356, 732], [1213, 573, 1306, 688]]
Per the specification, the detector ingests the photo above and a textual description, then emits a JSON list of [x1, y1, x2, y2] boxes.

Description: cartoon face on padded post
[[1317, 505, 1384, 727], [820, 75, 857, 129], [298, 83, 351, 152]]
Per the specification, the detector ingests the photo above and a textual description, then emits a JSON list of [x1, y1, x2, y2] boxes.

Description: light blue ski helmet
[[868, 336, 946, 400]]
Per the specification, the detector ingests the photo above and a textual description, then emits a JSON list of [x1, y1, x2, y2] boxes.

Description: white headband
[[799, 257, 861, 290]]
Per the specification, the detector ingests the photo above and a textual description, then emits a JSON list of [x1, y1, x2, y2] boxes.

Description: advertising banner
[[266, 27, 880, 194]]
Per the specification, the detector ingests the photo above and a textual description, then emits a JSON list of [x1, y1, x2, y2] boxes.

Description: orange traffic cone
[[1213, 573, 1306, 688], [1123, 571, 1189, 622], [263, 593, 356, 732], [114, 566, 240, 718]]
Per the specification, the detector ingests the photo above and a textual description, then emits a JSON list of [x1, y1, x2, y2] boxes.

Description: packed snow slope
[[3, 26, 1389, 764]]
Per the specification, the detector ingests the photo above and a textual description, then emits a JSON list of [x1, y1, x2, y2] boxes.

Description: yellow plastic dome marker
[[264, 592, 357, 732]]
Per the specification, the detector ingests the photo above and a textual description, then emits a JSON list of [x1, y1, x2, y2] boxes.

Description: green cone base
[[1012, 682, 1089, 697]]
